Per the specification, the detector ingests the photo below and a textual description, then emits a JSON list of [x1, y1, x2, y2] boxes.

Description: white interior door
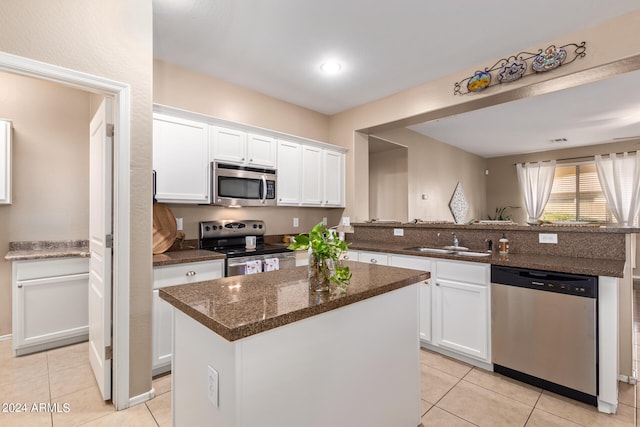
[[89, 98, 113, 400]]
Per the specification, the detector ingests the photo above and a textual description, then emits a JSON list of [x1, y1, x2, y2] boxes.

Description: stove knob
[[259, 224, 263, 229], [253, 224, 257, 228], [212, 225, 217, 230], [205, 226, 210, 231]]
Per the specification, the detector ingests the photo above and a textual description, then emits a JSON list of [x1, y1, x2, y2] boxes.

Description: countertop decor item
[[288, 223, 351, 292], [448, 182, 469, 224], [453, 41, 586, 95]]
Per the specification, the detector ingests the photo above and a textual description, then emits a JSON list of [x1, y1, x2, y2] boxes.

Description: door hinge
[[106, 123, 114, 138], [105, 345, 113, 360], [106, 234, 113, 248]]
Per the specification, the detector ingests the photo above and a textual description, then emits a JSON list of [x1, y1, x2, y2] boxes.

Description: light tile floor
[[1, 282, 639, 427]]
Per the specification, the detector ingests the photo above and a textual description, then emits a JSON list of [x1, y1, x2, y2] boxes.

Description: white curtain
[[595, 152, 640, 227], [516, 160, 556, 223]]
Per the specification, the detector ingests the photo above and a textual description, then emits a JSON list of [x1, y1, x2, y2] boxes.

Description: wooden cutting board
[[153, 204, 178, 254]]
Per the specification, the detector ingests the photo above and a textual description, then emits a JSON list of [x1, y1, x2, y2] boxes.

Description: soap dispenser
[[499, 233, 509, 254]]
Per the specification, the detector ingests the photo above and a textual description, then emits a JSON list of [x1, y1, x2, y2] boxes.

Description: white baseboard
[[128, 388, 156, 408], [0, 334, 11, 342]]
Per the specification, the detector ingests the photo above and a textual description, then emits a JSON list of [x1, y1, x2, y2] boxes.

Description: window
[[542, 162, 614, 223]]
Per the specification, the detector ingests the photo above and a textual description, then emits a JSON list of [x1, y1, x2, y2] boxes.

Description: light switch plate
[[322, 217, 327, 226], [342, 217, 350, 226], [293, 217, 299, 228], [207, 365, 219, 407], [176, 217, 183, 231], [393, 228, 404, 236], [539, 233, 558, 244]]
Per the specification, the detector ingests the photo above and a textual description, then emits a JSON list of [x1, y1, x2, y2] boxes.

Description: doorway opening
[[0, 51, 131, 410], [368, 136, 408, 222]]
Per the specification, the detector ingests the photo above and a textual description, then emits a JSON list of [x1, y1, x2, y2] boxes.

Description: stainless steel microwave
[[211, 162, 277, 207]]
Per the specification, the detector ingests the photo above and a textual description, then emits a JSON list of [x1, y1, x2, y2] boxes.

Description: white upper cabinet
[[301, 145, 323, 205], [246, 133, 277, 167], [0, 120, 12, 205], [210, 126, 247, 164], [276, 140, 302, 205], [211, 126, 276, 168], [323, 149, 344, 207], [153, 114, 210, 204], [277, 141, 346, 208]]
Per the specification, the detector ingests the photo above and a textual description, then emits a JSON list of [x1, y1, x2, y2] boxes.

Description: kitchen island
[[160, 261, 429, 427]]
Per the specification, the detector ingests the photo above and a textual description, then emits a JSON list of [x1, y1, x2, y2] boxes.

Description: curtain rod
[[512, 150, 637, 165]]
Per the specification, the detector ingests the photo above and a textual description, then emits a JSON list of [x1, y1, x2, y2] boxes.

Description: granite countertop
[[159, 261, 429, 342], [348, 242, 626, 278], [4, 240, 90, 261], [353, 222, 640, 234], [153, 248, 226, 266]]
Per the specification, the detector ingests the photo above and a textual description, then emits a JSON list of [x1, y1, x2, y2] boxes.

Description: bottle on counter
[[499, 233, 509, 254]]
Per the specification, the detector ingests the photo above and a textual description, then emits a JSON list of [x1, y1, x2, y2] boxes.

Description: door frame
[[0, 51, 131, 410]]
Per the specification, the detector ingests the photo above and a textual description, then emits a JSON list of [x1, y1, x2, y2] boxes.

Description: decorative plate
[[497, 59, 526, 83], [467, 71, 491, 92], [532, 46, 567, 72], [448, 182, 469, 224]]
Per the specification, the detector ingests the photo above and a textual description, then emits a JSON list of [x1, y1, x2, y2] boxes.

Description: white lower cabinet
[[12, 257, 89, 355], [152, 259, 224, 373], [390, 255, 432, 343], [432, 259, 490, 363]]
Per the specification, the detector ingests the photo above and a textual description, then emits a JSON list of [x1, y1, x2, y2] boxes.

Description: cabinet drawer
[[153, 260, 224, 289], [358, 251, 389, 265], [16, 257, 89, 281], [436, 259, 488, 285], [390, 254, 432, 272]]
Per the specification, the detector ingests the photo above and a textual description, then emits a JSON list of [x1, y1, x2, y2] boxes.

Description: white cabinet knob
[[185, 271, 196, 277], [17, 284, 23, 288], [371, 259, 377, 264]]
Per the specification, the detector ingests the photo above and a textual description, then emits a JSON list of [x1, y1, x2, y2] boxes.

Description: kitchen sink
[[453, 251, 491, 257], [404, 246, 491, 257], [404, 247, 451, 254]]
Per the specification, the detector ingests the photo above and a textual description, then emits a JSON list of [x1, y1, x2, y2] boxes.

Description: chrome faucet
[[452, 234, 459, 247]]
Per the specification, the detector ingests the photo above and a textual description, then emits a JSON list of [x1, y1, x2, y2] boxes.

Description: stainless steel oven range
[[199, 220, 296, 276]]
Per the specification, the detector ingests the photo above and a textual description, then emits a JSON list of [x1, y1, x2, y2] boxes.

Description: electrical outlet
[[207, 365, 219, 407], [176, 218, 183, 231], [342, 217, 350, 226], [393, 228, 404, 236], [293, 217, 299, 228], [322, 217, 327, 226], [539, 233, 558, 244]]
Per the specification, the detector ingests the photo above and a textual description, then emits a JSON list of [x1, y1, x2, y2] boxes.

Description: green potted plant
[[287, 222, 352, 292]]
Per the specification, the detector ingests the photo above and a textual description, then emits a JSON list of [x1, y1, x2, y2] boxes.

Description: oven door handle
[[228, 262, 251, 268], [261, 175, 267, 205]]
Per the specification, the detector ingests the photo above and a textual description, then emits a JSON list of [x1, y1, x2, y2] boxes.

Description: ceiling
[[153, 0, 640, 157]]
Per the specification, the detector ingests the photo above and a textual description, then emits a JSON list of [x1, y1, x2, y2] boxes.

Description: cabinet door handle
[[435, 282, 440, 286], [424, 279, 431, 285], [370, 259, 377, 264], [250, 158, 253, 162], [185, 271, 197, 277], [17, 284, 23, 288], [343, 255, 349, 260]]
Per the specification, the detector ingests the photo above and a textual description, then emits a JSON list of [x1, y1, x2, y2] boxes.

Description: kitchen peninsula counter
[[160, 262, 427, 427], [347, 241, 626, 277]]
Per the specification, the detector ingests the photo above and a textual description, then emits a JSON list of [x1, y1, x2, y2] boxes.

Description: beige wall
[[329, 10, 640, 223], [0, 0, 153, 398], [372, 128, 487, 222], [369, 146, 408, 222], [153, 60, 343, 236], [0, 72, 91, 336]]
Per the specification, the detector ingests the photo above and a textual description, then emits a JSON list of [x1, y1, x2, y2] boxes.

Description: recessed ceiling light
[[320, 62, 342, 74]]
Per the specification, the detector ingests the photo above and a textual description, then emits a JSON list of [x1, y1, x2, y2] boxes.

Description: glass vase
[[308, 250, 332, 292]]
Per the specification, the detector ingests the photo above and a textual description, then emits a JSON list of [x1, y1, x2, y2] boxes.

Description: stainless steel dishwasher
[[491, 265, 598, 406]]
